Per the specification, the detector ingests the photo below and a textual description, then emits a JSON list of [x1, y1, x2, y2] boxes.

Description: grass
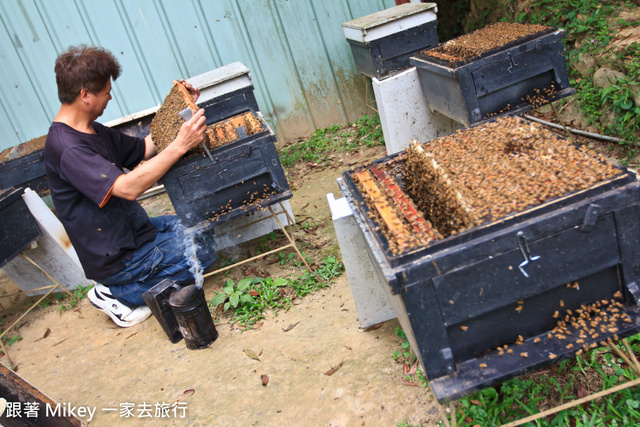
[[278, 113, 384, 168], [209, 255, 344, 329]]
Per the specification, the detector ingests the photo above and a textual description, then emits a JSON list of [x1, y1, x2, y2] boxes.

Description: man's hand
[[177, 78, 200, 104], [172, 108, 207, 154], [111, 109, 208, 201]]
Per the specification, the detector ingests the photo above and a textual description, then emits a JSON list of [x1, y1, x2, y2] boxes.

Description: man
[[45, 45, 217, 327]]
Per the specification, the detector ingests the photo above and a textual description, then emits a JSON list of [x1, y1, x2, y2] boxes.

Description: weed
[[2, 335, 21, 347], [209, 256, 344, 329], [57, 283, 93, 313], [511, 0, 639, 159], [278, 114, 384, 168]]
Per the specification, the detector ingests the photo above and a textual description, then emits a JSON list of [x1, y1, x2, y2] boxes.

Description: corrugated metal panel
[[0, 0, 395, 151]]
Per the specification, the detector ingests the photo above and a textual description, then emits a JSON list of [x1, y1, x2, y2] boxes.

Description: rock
[[573, 53, 596, 77], [593, 67, 627, 88], [601, 110, 618, 128], [631, 84, 640, 109]]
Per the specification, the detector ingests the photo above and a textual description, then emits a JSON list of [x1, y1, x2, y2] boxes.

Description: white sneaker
[[87, 284, 152, 328]]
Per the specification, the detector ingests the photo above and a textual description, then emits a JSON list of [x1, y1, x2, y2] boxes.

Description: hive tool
[[179, 107, 215, 162]]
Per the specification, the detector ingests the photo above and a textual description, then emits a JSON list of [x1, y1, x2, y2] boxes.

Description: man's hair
[[55, 45, 121, 104]]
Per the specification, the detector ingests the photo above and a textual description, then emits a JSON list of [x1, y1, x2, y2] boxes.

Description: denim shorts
[[102, 216, 217, 307]]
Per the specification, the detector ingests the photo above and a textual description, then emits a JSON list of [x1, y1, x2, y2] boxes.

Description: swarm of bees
[[352, 116, 622, 256], [201, 183, 279, 224], [484, 289, 632, 367], [422, 22, 549, 65]]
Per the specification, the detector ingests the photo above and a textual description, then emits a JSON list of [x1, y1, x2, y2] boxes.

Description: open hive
[[422, 22, 551, 67], [352, 116, 623, 256], [150, 81, 263, 155]]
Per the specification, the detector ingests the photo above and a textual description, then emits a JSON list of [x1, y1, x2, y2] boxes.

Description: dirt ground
[[0, 143, 444, 426]]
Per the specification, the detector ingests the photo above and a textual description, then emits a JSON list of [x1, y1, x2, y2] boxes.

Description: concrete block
[[327, 193, 395, 328], [372, 67, 464, 155]]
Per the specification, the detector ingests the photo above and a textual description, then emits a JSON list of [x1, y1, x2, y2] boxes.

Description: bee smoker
[[142, 279, 183, 343], [168, 284, 218, 349]]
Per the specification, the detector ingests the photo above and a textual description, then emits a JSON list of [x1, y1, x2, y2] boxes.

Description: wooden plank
[[353, 169, 411, 250]]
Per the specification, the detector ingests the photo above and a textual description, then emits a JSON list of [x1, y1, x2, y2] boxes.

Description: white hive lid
[[342, 3, 438, 43]]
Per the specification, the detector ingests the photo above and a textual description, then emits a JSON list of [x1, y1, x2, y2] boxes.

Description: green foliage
[[3, 335, 21, 347], [57, 283, 93, 313], [512, 0, 639, 157], [278, 114, 384, 168], [209, 256, 344, 329], [450, 340, 640, 426]]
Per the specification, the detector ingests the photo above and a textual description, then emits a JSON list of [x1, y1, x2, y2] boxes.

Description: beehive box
[[339, 117, 640, 402], [409, 22, 575, 126], [0, 187, 42, 267], [161, 111, 291, 228], [0, 136, 48, 196], [342, 3, 438, 79]]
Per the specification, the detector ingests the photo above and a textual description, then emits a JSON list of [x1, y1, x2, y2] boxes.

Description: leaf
[[237, 278, 252, 292], [229, 293, 240, 308], [363, 322, 385, 332], [470, 399, 482, 406], [273, 278, 288, 287], [408, 361, 418, 376], [402, 379, 418, 387], [210, 292, 228, 306], [33, 328, 51, 342], [282, 321, 300, 332], [244, 349, 261, 361], [240, 294, 254, 303], [324, 360, 344, 376], [223, 285, 235, 295]]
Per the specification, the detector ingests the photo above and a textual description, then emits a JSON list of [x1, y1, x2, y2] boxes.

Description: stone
[[593, 67, 627, 88], [573, 53, 596, 77], [631, 84, 640, 109]]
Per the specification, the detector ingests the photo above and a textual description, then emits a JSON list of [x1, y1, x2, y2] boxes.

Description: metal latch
[[580, 204, 601, 233], [440, 347, 455, 374], [517, 231, 540, 278], [507, 53, 519, 73]]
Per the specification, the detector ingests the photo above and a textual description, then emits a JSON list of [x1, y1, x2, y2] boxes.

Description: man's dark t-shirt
[[44, 121, 157, 281]]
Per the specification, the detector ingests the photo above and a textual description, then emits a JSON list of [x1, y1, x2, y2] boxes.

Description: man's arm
[[111, 108, 207, 201]]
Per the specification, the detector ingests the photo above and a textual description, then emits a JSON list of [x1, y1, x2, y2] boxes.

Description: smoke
[[182, 228, 204, 289]]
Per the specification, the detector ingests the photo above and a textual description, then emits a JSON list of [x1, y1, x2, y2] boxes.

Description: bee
[[515, 305, 523, 312], [460, 325, 468, 332], [549, 353, 557, 360], [520, 352, 528, 358], [553, 311, 559, 318], [559, 300, 565, 307], [566, 344, 574, 349], [479, 363, 487, 368], [507, 349, 514, 354], [534, 337, 541, 344]]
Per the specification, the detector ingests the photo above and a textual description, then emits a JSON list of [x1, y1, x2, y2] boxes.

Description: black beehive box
[[0, 148, 48, 197], [0, 187, 42, 267], [410, 24, 575, 126], [161, 111, 291, 228], [342, 3, 438, 79], [338, 122, 640, 402]]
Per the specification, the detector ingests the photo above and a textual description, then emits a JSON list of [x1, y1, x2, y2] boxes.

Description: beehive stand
[[201, 202, 316, 281], [0, 254, 74, 367]]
